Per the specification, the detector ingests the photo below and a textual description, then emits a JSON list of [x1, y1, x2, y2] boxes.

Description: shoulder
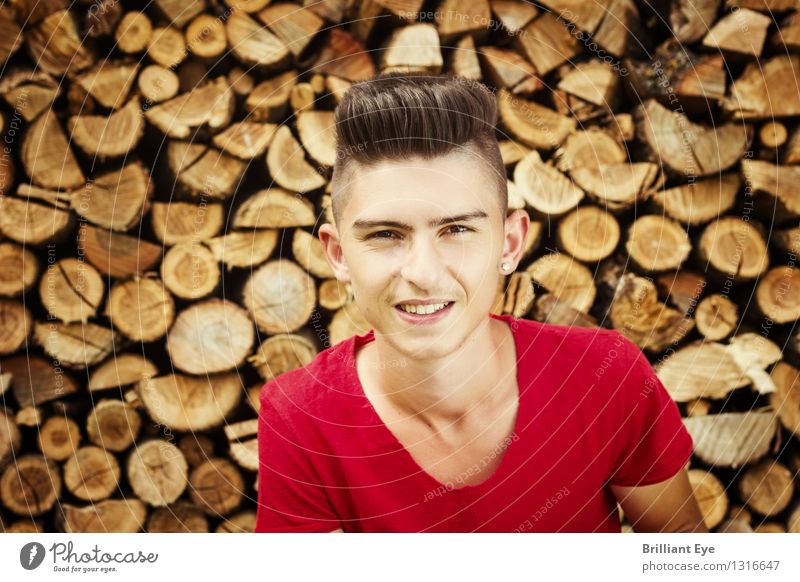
[[258, 334, 359, 429], [509, 315, 634, 367]]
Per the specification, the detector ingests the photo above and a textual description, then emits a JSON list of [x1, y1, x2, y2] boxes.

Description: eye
[[366, 230, 399, 240], [446, 224, 472, 235]]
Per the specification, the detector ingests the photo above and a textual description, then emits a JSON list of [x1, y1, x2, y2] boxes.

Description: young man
[[255, 73, 707, 533]]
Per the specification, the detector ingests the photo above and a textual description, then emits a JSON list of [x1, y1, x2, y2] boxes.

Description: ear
[[318, 223, 351, 284], [500, 209, 530, 272]]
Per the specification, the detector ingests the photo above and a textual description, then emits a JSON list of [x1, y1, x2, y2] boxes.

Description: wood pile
[[0, 0, 799, 533]]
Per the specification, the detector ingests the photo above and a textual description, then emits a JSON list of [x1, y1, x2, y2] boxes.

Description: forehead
[[341, 152, 499, 226]]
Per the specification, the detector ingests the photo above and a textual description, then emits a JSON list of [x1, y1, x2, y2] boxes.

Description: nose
[[399, 236, 442, 290]]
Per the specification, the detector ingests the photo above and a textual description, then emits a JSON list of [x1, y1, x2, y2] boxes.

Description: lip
[[394, 301, 454, 325]]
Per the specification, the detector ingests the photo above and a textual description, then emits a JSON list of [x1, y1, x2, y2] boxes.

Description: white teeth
[[398, 302, 449, 315]]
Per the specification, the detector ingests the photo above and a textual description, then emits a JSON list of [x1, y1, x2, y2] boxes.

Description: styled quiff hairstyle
[[329, 72, 508, 226]]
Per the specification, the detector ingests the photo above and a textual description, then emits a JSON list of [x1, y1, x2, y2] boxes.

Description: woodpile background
[[0, 0, 799, 534]]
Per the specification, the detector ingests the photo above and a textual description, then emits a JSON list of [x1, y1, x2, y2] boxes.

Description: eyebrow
[[351, 210, 489, 231]]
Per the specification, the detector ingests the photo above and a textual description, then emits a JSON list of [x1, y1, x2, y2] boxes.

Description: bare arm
[[610, 469, 709, 533]]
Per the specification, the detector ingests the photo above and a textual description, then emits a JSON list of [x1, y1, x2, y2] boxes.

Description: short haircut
[[329, 71, 508, 227]]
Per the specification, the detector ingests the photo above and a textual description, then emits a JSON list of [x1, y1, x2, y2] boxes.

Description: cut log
[[570, 163, 661, 211], [86, 399, 141, 453], [256, 2, 325, 57], [514, 12, 581, 76], [248, 333, 318, 382], [498, 89, 576, 150], [703, 9, 770, 57], [0, 68, 61, 122], [75, 61, 139, 110], [40, 420, 83, 456], [147, 502, 208, 532], [683, 410, 776, 468], [635, 99, 751, 178], [741, 160, 800, 224], [138, 64, 179, 103], [115, 11, 153, 54], [59, 499, 145, 533], [698, 216, 769, 280], [233, 189, 317, 229], [226, 9, 290, 70], [243, 259, 317, 334], [33, 321, 117, 368], [160, 242, 219, 299], [0, 299, 32, 355], [245, 70, 297, 121], [497, 271, 535, 318], [212, 121, 277, 159], [68, 97, 144, 159], [739, 460, 795, 518], [216, 511, 256, 533], [651, 174, 740, 226], [166, 141, 247, 200], [479, 46, 541, 96], [206, 229, 278, 270], [0, 455, 61, 516], [723, 55, 800, 120], [0, 242, 39, 297], [533, 294, 598, 328], [657, 338, 780, 402], [756, 266, 800, 324], [167, 299, 255, 375], [513, 151, 584, 217], [70, 161, 153, 232], [526, 253, 595, 313], [150, 201, 224, 245], [319, 278, 351, 311], [185, 13, 228, 59], [21, 109, 85, 190], [137, 373, 241, 432], [145, 77, 234, 139], [688, 469, 729, 530], [608, 273, 693, 352], [669, 0, 721, 43], [127, 440, 188, 506], [557, 206, 620, 263], [39, 258, 104, 324], [147, 26, 187, 68], [179, 434, 215, 468], [296, 111, 337, 168], [695, 294, 738, 341], [293, 229, 335, 278], [63, 446, 120, 502], [380, 23, 443, 73], [558, 60, 620, 110], [770, 362, 800, 438], [26, 10, 94, 76], [4, 355, 79, 407], [626, 215, 691, 272], [0, 195, 73, 246], [105, 276, 175, 342], [189, 458, 244, 515], [329, 300, 371, 345], [78, 223, 163, 279], [266, 125, 328, 192], [89, 353, 158, 392]]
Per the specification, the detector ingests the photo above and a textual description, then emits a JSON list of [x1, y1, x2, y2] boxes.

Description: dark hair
[[329, 72, 508, 226]]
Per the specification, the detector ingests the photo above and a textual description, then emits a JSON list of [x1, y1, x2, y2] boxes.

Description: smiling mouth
[[394, 301, 455, 319]]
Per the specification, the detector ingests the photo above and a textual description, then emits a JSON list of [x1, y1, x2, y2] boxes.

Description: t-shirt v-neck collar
[[343, 313, 526, 493]]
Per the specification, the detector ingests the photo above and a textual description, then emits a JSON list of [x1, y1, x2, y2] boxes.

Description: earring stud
[[501, 262, 511, 272]]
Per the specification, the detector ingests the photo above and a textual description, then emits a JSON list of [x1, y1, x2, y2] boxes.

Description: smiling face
[[319, 150, 529, 360]]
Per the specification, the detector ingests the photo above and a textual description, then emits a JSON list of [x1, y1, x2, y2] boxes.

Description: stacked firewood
[[0, 0, 799, 533]]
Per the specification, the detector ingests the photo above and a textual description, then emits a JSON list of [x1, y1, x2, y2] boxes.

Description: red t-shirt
[[255, 313, 693, 533]]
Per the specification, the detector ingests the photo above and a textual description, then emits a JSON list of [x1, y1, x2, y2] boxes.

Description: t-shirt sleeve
[[255, 384, 342, 532], [607, 336, 694, 487]]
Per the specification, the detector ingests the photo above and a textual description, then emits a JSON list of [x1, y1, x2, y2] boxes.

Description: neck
[[357, 316, 516, 430]]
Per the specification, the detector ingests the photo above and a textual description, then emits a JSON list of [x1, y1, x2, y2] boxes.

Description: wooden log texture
[[0, 0, 799, 534]]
